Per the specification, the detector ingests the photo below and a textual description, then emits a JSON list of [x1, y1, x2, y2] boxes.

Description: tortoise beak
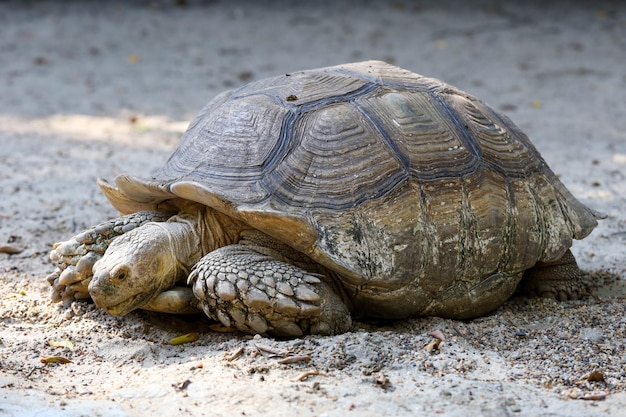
[[88, 269, 152, 316], [95, 292, 153, 316]]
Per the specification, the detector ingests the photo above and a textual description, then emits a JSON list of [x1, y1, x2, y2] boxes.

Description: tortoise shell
[[105, 61, 597, 319]]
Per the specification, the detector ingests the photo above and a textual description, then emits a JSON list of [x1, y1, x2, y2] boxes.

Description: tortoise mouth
[[94, 291, 154, 316]]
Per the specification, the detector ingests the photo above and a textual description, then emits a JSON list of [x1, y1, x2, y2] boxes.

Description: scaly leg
[[188, 243, 352, 337], [519, 249, 588, 301]]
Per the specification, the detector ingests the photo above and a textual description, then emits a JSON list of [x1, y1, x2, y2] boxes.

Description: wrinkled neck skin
[[89, 203, 241, 316], [168, 202, 241, 275]]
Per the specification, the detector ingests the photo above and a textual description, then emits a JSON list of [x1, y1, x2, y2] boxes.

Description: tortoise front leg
[[141, 285, 203, 315], [47, 211, 173, 307], [188, 244, 352, 337]]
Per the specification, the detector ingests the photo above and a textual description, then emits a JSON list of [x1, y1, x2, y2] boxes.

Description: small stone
[[580, 328, 603, 343]]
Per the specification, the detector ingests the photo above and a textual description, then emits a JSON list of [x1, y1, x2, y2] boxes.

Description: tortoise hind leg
[[519, 249, 587, 301], [188, 244, 352, 337]]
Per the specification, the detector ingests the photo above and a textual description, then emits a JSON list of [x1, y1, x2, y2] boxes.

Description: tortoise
[[47, 60, 599, 337]]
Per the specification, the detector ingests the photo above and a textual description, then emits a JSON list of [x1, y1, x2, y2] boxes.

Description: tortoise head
[[89, 223, 184, 316]]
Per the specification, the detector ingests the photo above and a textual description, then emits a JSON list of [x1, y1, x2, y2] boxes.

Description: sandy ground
[[1, 1, 625, 416]]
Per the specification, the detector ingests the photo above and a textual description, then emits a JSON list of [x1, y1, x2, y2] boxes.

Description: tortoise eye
[[115, 270, 128, 280]]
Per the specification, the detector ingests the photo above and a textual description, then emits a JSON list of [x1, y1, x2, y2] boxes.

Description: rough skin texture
[[519, 250, 588, 301], [189, 243, 351, 337]]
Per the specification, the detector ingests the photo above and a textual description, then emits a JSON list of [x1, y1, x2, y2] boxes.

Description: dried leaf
[[425, 338, 441, 353], [587, 371, 604, 382], [427, 329, 446, 342], [132, 123, 150, 132], [225, 346, 244, 362], [0, 245, 23, 254], [208, 324, 237, 333], [40, 356, 71, 364], [169, 332, 198, 345], [277, 354, 310, 364], [425, 329, 444, 353], [292, 370, 319, 382], [567, 389, 608, 401], [48, 340, 74, 349], [254, 343, 289, 357]]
